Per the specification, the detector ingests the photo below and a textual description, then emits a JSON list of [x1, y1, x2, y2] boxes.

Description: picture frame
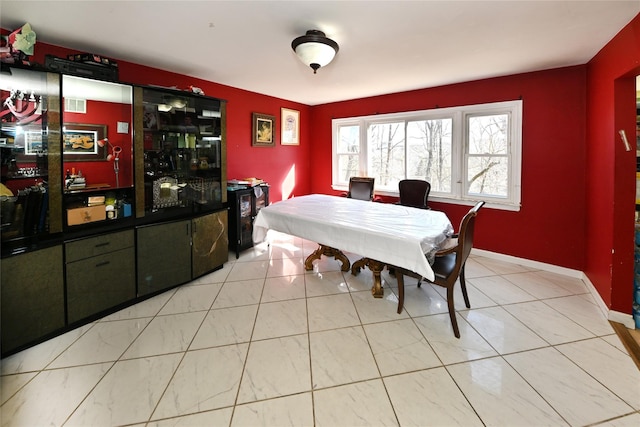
[[281, 108, 300, 145], [63, 123, 107, 161], [24, 130, 44, 155], [252, 112, 275, 147]]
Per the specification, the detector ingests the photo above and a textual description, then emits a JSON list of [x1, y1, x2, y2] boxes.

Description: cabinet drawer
[[65, 229, 134, 262], [66, 246, 136, 323]]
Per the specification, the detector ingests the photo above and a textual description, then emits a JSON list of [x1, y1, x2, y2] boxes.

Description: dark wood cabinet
[[1, 245, 65, 354], [227, 184, 269, 258], [137, 219, 192, 297], [193, 210, 228, 278], [65, 230, 136, 324]]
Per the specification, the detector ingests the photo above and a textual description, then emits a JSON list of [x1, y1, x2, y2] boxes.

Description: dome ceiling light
[[291, 30, 339, 74]]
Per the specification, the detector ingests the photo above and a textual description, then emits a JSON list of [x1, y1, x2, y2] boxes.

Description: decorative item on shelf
[[97, 138, 122, 187], [0, 22, 36, 65], [291, 30, 339, 74]]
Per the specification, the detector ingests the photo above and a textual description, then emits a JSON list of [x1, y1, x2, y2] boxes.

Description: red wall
[[25, 41, 312, 203], [585, 13, 640, 312], [64, 100, 133, 188], [311, 67, 588, 271]]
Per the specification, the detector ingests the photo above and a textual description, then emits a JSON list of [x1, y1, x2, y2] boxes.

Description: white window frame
[[332, 100, 522, 211]]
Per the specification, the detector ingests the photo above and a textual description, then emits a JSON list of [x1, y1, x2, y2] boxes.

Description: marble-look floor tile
[[463, 256, 499, 278], [505, 347, 634, 426], [502, 300, 594, 345], [309, 326, 378, 389], [430, 280, 498, 310], [447, 357, 568, 426], [226, 260, 269, 282], [148, 407, 233, 427], [363, 319, 441, 376], [0, 371, 36, 405], [122, 312, 207, 359], [190, 305, 258, 349], [0, 322, 93, 374], [400, 282, 453, 318], [313, 379, 398, 427], [266, 256, 306, 277], [211, 278, 264, 309], [413, 313, 497, 364], [261, 274, 306, 302], [556, 338, 640, 410], [307, 293, 360, 332], [384, 367, 483, 427], [504, 271, 576, 299], [101, 289, 175, 321], [461, 306, 548, 354], [231, 393, 313, 426], [534, 270, 589, 294], [252, 299, 308, 340], [466, 274, 537, 305], [304, 271, 349, 297], [237, 335, 310, 404], [475, 256, 533, 275], [158, 282, 222, 315], [342, 268, 378, 292], [66, 354, 182, 426], [592, 413, 640, 427], [48, 318, 151, 368], [1, 363, 111, 427], [543, 294, 613, 336], [307, 255, 346, 273], [351, 290, 409, 324], [153, 344, 248, 419]]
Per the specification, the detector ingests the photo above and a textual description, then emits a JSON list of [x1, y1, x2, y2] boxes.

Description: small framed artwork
[[252, 112, 275, 147], [63, 123, 107, 161], [281, 108, 300, 145], [24, 130, 44, 155], [143, 104, 159, 130]]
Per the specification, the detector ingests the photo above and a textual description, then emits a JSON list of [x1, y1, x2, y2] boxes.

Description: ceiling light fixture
[[291, 30, 339, 74]]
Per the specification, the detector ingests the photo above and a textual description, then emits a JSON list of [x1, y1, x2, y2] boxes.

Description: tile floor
[[1, 232, 640, 427]]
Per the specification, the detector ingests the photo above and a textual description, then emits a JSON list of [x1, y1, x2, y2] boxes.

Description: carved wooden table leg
[[304, 244, 350, 272], [351, 257, 386, 298]]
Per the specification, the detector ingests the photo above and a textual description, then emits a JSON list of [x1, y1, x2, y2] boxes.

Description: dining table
[[252, 194, 454, 299]]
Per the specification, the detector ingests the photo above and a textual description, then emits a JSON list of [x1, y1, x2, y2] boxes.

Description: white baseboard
[[471, 248, 636, 329]]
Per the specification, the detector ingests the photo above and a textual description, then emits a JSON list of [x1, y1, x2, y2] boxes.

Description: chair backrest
[[457, 201, 485, 268], [348, 177, 375, 201], [398, 179, 431, 209]]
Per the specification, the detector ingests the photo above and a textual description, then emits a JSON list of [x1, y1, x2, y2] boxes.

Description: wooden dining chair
[[395, 201, 485, 338], [397, 179, 431, 209]]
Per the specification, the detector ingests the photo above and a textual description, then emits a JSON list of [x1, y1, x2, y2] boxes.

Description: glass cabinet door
[[1, 66, 62, 253], [137, 87, 224, 219], [61, 75, 134, 230]]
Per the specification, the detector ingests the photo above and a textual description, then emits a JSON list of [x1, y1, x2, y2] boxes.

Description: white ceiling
[[1, 1, 639, 106]]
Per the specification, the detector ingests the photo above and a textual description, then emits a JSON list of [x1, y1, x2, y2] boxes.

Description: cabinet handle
[[95, 242, 110, 248], [96, 261, 110, 268]]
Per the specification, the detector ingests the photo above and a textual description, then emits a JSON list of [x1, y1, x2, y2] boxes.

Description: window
[[332, 100, 522, 210]]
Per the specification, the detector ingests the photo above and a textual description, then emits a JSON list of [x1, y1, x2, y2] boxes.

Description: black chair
[[398, 179, 431, 209], [346, 177, 375, 201], [395, 201, 485, 338]]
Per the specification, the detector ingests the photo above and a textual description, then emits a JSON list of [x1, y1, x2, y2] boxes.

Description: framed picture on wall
[[252, 112, 275, 147], [63, 123, 107, 161], [281, 108, 300, 145]]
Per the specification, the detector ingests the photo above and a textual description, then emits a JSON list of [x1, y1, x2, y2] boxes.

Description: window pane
[[367, 122, 405, 187], [467, 156, 508, 197], [337, 154, 360, 182], [337, 125, 359, 153], [468, 114, 508, 154], [407, 118, 452, 193]]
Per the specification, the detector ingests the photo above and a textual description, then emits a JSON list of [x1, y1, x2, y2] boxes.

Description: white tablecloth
[[253, 194, 454, 281]]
